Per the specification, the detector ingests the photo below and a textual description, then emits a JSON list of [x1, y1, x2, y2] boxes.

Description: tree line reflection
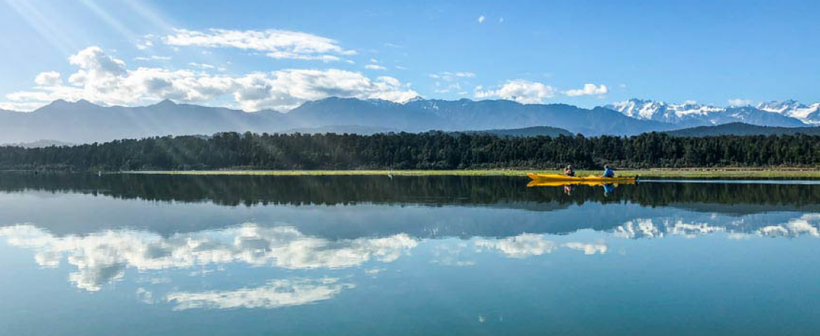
[[2, 173, 820, 212]]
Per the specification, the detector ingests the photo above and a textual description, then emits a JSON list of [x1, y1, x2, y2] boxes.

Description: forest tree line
[[0, 131, 819, 171]]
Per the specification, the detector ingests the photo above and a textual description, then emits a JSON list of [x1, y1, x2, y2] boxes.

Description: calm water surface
[[1, 173, 820, 335]]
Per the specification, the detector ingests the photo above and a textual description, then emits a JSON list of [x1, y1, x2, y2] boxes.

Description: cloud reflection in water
[[474, 234, 607, 258], [167, 278, 355, 310], [0, 223, 417, 291]]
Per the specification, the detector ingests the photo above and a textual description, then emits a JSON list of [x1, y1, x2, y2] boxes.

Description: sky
[[1, 0, 818, 112]]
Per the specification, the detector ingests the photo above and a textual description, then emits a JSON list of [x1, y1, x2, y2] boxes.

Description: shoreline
[[118, 169, 820, 179]]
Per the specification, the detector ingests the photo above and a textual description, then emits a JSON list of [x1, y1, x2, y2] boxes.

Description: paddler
[[564, 165, 575, 177], [603, 165, 615, 178]]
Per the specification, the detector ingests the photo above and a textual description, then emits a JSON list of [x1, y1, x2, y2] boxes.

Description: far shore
[[119, 168, 820, 179]]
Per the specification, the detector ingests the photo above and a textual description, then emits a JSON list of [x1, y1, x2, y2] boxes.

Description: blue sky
[[1, 0, 818, 111]]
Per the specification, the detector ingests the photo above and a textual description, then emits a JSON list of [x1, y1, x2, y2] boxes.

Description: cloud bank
[[474, 80, 556, 104], [164, 28, 356, 62], [563, 83, 608, 97], [4, 46, 417, 111]]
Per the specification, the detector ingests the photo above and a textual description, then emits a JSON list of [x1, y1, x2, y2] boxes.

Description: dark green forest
[[1, 131, 819, 171]]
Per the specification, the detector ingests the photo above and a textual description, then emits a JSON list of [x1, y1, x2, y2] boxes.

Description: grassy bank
[[123, 168, 820, 179]]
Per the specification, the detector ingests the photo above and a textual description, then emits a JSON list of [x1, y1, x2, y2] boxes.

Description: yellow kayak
[[527, 173, 637, 185]]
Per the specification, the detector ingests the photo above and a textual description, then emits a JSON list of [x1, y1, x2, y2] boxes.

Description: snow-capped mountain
[[757, 100, 820, 124], [605, 99, 723, 126], [605, 99, 811, 127]]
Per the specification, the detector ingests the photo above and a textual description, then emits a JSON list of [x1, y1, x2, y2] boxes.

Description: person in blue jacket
[[603, 165, 615, 178]]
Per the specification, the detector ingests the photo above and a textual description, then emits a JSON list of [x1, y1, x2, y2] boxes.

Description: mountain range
[[0, 97, 669, 144], [0, 97, 818, 145], [605, 99, 820, 127]]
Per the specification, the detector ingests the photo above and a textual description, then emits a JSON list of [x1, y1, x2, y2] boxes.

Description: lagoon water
[[2, 173, 820, 335]]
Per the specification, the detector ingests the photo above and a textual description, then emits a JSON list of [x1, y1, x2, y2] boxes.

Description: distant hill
[[1, 139, 76, 148], [0, 98, 674, 144], [259, 124, 570, 138], [460, 126, 573, 138], [665, 122, 820, 137], [279, 125, 398, 135]]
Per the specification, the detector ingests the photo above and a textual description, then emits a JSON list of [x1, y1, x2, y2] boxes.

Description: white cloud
[[365, 64, 387, 71], [69, 46, 126, 76], [474, 79, 556, 104], [475, 234, 556, 258], [728, 98, 752, 106], [232, 70, 417, 111], [756, 214, 820, 238], [167, 278, 354, 310], [431, 243, 475, 267], [563, 83, 609, 97], [477, 15, 485, 24], [475, 234, 612, 258], [727, 233, 753, 241], [0, 223, 418, 291], [0, 101, 48, 111], [136, 288, 155, 304], [134, 55, 172, 62], [164, 28, 355, 62], [136, 40, 153, 50], [4, 46, 418, 112], [34, 71, 61, 86], [562, 242, 608, 255], [428, 71, 475, 82], [434, 82, 462, 94], [189, 62, 216, 69], [428, 72, 475, 95]]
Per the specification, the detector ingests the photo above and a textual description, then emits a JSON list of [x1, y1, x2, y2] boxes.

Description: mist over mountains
[[1, 97, 818, 145]]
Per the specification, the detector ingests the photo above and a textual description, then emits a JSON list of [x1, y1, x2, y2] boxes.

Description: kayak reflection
[[526, 180, 635, 187], [528, 180, 623, 197]]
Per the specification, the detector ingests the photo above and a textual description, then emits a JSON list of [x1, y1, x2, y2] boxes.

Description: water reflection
[[3, 210, 819, 293], [474, 234, 608, 258], [612, 213, 820, 239], [167, 278, 355, 311], [4, 173, 820, 211], [3, 174, 820, 335], [0, 224, 416, 291]]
